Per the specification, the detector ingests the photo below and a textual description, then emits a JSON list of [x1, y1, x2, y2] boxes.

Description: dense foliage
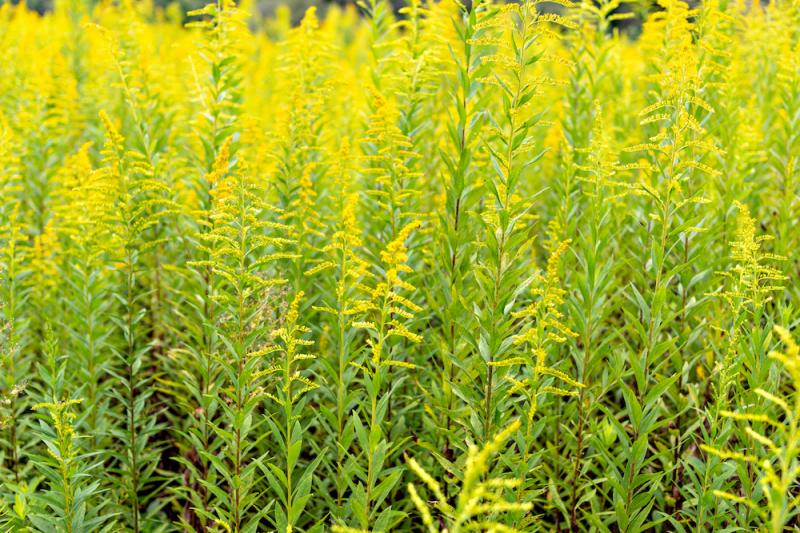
[[1, 0, 799, 530]]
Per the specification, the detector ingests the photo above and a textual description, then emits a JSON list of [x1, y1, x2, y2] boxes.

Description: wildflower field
[[1, 0, 799, 530]]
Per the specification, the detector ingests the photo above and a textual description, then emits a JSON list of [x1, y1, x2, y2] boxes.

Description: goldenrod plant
[[498, 239, 582, 516], [97, 109, 174, 531], [262, 291, 320, 532], [703, 326, 800, 533], [693, 201, 787, 531], [0, 0, 799, 530], [306, 143, 371, 519], [406, 420, 532, 533], [345, 221, 421, 531], [16, 326, 113, 531], [29, 398, 113, 532], [426, 0, 489, 476], [0, 209, 28, 484]]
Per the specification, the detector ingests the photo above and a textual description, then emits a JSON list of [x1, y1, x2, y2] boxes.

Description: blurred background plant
[[3, 0, 653, 32]]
